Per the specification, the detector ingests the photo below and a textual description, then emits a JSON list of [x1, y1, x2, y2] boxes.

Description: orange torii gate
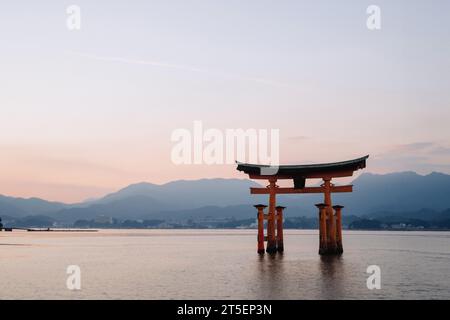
[[236, 155, 369, 255]]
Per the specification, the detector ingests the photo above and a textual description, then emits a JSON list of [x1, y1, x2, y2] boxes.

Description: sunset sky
[[1, 0, 449, 202]]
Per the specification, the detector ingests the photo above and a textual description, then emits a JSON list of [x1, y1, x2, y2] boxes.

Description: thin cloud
[[375, 142, 436, 161], [286, 135, 309, 142], [385, 142, 450, 157], [72, 52, 209, 74], [430, 146, 450, 155], [69, 51, 295, 88], [390, 142, 434, 154], [371, 141, 450, 174]]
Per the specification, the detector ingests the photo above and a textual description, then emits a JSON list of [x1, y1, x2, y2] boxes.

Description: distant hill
[[333, 171, 450, 216], [0, 195, 68, 218], [94, 178, 264, 209], [365, 208, 450, 221], [50, 179, 265, 223], [2, 172, 450, 224]]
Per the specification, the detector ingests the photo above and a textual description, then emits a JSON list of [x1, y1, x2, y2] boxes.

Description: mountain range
[[1, 171, 450, 225]]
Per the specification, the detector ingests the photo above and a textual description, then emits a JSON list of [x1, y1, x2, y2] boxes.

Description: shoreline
[[3, 227, 450, 232]]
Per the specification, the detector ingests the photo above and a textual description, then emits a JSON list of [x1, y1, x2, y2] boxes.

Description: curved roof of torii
[[236, 155, 369, 179]]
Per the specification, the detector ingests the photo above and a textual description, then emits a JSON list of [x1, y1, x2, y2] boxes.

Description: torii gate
[[236, 155, 369, 255]]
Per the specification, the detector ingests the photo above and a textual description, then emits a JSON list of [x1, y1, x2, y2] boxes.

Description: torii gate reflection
[[236, 155, 369, 255]]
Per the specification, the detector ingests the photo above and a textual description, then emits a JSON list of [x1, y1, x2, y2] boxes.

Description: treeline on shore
[[2, 211, 450, 231]]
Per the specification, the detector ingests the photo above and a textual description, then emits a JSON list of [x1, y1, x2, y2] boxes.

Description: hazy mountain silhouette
[[1, 172, 450, 223], [95, 179, 264, 209], [333, 171, 450, 215], [50, 179, 264, 222], [0, 195, 67, 217]]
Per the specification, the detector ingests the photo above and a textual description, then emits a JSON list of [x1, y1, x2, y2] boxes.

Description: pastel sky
[[1, 0, 449, 202]]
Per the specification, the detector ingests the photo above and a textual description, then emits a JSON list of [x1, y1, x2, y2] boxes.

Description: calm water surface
[[1, 229, 449, 299]]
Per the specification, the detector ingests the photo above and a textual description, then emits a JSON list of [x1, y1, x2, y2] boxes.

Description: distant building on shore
[[94, 215, 113, 224]]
